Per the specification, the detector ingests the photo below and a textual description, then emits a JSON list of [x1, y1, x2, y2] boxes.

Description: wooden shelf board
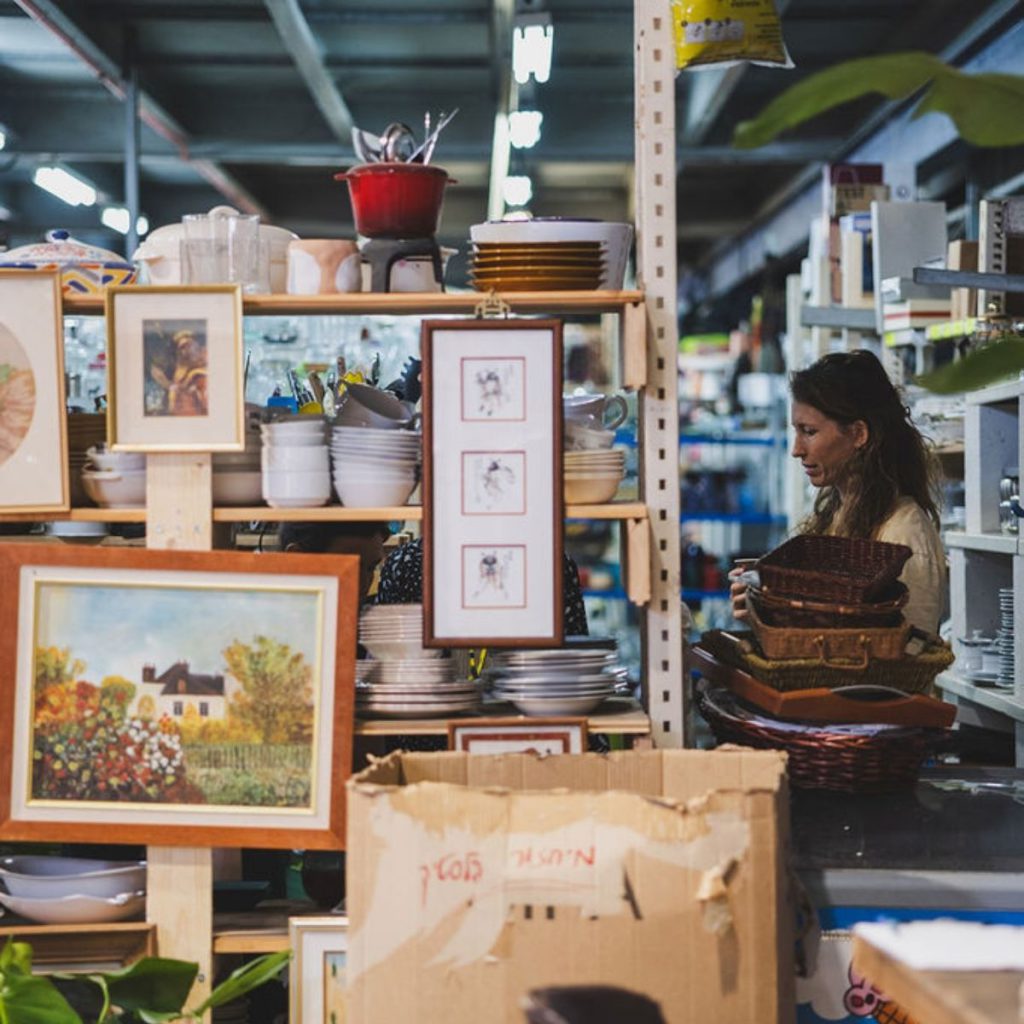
[[355, 699, 650, 737], [935, 670, 1024, 723], [212, 904, 329, 954], [0, 922, 155, 966], [64, 290, 646, 318]]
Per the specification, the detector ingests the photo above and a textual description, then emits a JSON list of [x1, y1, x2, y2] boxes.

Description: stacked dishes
[[67, 413, 108, 506], [997, 586, 1015, 689], [485, 644, 628, 715], [564, 448, 626, 504], [212, 411, 261, 505], [357, 604, 481, 718], [260, 418, 331, 508], [0, 856, 146, 924], [81, 446, 146, 508], [330, 426, 420, 507], [470, 242, 604, 292], [470, 220, 633, 290]]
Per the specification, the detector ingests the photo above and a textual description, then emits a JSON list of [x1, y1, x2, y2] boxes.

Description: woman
[[732, 350, 946, 634]]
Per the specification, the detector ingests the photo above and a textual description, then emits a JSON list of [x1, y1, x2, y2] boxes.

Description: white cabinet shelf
[[943, 531, 1019, 555], [935, 671, 1024, 725]]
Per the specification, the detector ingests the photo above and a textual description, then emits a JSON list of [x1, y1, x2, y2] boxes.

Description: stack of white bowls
[[0, 855, 146, 924], [212, 411, 262, 505], [356, 604, 482, 718], [564, 449, 626, 504], [81, 446, 147, 508], [330, 426, 421, 508], [260, 418, 331, 508], [484, 645, 629, 716]]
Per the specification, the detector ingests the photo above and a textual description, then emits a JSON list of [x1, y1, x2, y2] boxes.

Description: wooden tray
[[689, 643, 956, 728]]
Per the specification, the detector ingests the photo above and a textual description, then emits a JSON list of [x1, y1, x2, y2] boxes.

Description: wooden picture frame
[[421, 319, 563, 647], [448, 717, 588, 754], [105, 284, 245, 452], [289, 915, 349, 1024], [0, 543, 357, 849], [0, 270, 69, 514]]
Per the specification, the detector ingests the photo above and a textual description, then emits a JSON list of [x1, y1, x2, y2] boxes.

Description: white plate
[[508, 694, 610, 716], [0, 857, 146, 899], [0, 889, 146, 924]]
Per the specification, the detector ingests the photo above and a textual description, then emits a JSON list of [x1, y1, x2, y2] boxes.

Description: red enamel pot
[[334, 162, 456, 238]]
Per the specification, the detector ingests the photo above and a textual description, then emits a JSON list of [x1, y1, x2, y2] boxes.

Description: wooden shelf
[[213, 904, 331, 954], [354, 699, 650, 737], [0, 502, 649, 524], [0, 922, 155, 967], [63, 290, 646, 318]]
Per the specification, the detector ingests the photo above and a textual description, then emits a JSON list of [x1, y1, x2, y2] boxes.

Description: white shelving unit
[[939, 377, 1024, 764]]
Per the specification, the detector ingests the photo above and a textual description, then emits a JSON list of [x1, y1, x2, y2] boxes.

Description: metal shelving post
[[634, 3, 686, 746]]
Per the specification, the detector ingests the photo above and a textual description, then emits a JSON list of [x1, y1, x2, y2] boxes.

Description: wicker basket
[[695, 682, 946, 792], [756, 535, 912, 604], [697, 628, 954, 694], [747, 598, 910, 664], [747, 582, 907, 629]]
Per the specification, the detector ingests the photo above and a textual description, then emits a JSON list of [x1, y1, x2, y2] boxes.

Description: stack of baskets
[[695, 535, 955, 793]]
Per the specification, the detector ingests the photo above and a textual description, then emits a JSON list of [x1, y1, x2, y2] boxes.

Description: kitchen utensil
[[334, 163, 455, 238], [381, 121, 417, 162], [409, 107, 459, 164], [351, 125, 385, 163]]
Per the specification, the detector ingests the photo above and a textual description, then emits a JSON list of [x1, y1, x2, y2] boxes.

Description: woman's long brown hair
[[790, 350, 941, 538]]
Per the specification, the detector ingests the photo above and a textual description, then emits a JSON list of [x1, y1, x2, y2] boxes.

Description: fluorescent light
[[0, 129, 6, 152], [503, 175, 533, 207], [102, 206, 150, 236], [509, 109, 543, 149], [513, 14, 553, 85], [33, 166, 97, 207]]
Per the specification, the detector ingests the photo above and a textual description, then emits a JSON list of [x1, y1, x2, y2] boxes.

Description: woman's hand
[[728, 565, 749, 621]]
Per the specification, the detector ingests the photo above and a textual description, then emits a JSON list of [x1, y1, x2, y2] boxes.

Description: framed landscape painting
[[106, 284, 244, 452], [0, 544, 358, 849], [0, 270, 69, 514], [289, 916, 349, 1024]]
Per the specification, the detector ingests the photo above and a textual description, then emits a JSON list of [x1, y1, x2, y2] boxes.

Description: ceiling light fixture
[[101, 207, 148, 236], [0, 128, 6, 152], [509, 109, 543, 149], [33, 166, 97, 207], [503, 174, 533, 207], [512, 13, 553, 85]]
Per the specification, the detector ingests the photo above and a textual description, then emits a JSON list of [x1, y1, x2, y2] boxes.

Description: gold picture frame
[[0, 269, 70, 514], [289, 915, 349, 1024], [105, 284, 245, 452]]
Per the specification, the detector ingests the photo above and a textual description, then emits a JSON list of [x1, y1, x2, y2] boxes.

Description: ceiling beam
[[262, 0, 355, 141], [10, 0, 266, 216]]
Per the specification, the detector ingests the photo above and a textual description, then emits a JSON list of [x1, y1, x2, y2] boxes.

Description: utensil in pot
[[409, 108, 459, 164], [381, 122, 418, 162], [351, 126, 385, 163]]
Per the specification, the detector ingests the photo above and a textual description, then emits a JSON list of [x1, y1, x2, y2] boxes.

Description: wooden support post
[[623, 517, 652, 606], [144, 452, 214, 1011], [621, 299, 648, 391]]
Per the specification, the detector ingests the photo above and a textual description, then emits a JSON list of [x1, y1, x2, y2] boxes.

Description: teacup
[[563, 392, 628, 431], [565, 422, 616, 451], [337, 383, 419, 431]]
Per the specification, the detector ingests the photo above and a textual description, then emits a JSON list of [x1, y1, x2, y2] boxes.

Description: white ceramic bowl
[[564, 474, 621, 504], [85, 447, 146, 472], [81, 469, 147, 508], [0, 856, 146, 899], [212, 470, 263, 505], [334, 473, 417, 508], [360, 638, 444, 661], [262, 469, 332, 506], [0, 889, 146, 925], [261, 444, 330, 472]]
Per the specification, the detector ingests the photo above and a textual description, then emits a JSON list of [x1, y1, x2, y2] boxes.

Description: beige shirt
[[874, 497, 947, 634]]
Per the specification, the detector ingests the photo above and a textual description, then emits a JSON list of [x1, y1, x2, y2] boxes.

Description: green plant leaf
[[733, 51, 1024, 149], [192, 951, 291, 1015], [100, 958, 197, 1015], [0, 972, 82, 1024], [0, 940, 35, 977], [917, 338, 1024, 394]]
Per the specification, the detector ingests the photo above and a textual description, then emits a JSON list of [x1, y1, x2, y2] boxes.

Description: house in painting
[[133, 661, 237, 721]]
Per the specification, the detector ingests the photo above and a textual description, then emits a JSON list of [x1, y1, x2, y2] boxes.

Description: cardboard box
[[347, 749, 792, 1023]]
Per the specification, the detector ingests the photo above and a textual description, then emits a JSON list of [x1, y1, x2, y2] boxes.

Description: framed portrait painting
[[289, 916, 349, 1024], [422, 319, 563, 647], [0, 543, 358, 850], [105, 284, 244, 452], [0, 270, 69, 514]]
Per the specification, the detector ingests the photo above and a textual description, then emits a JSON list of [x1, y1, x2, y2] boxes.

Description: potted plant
[[0, 939, 289, 1023]]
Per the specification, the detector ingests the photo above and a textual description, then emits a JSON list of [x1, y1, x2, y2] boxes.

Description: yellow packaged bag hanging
[[671, 0, 792, 71]]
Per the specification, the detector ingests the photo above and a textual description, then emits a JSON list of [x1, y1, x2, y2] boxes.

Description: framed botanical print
[[105, 284, 244, 452], [0, 270, 69, 513], [422, 319, 563, 647], [0, 543, 357, 849]]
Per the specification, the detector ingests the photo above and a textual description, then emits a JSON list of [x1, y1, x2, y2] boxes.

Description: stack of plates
[[564, 449, 626, 504], [358, 604, 440, 661], [469, 242, 605, 292], [330, 425, 420, 508], [485, 645, 628, 716], [997, 587, 1015, 689], [356, 658, 482, 719]]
